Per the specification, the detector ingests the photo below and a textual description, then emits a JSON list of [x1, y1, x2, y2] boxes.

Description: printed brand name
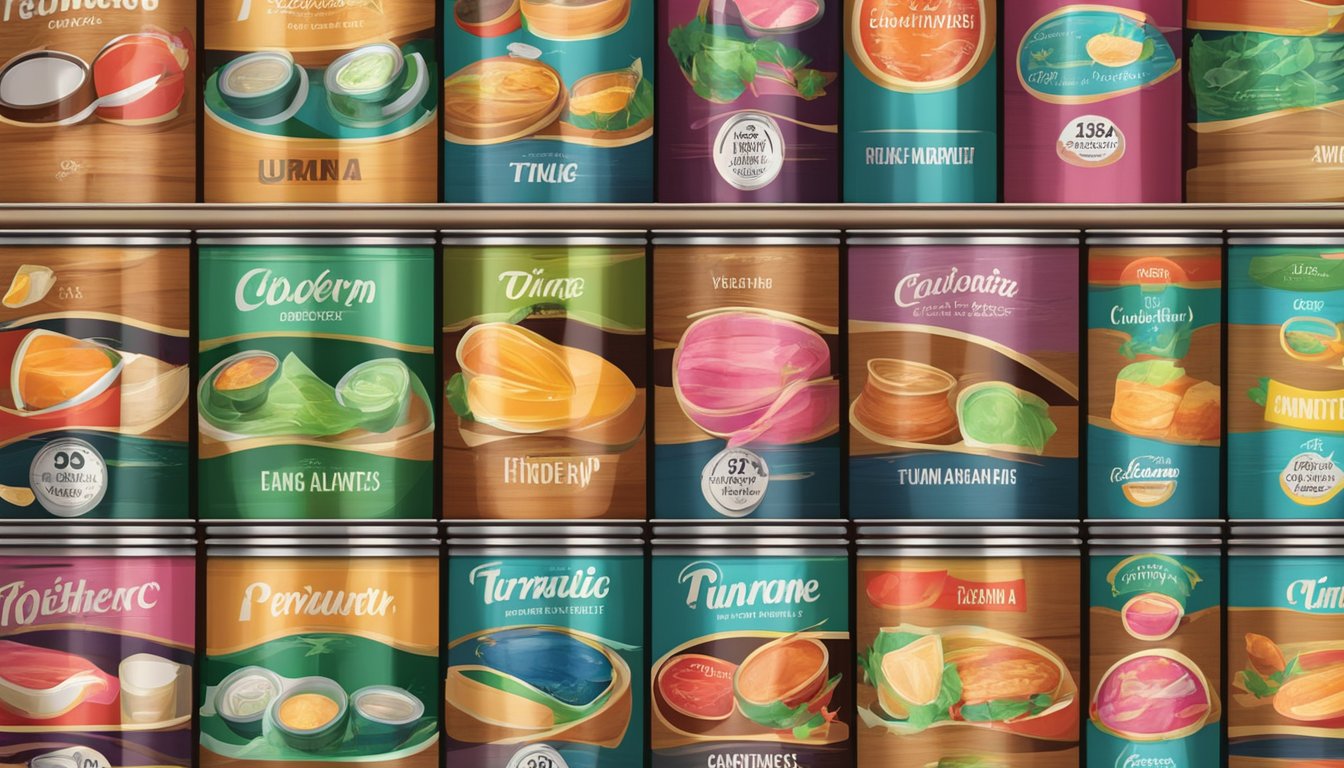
[[1287, 577, 1344, 611], [3, 0, 157, 23], [259, 159, 362, 184], [866, 2, 977, 31], [1315, 146, 1344, 165], [503, 456, 600, 489], [1119, 751, 1177, 768], [0, 578, 160, 627], [712, 274, 772, 290], [1117, 562, 1182, 590], [679, 560, 820, 609], [238, 582, 395, 620], [500, 268, 585, 301], [235, 267, 376, 311], [237, 0, 361, 22], [511, 162, 579, 184], [469, 562, 610, 605], [895, 267, 1019, 308], [1110, 305, 1192, 326], [1271, 395, 1344, 423], [1111, 456, 1179, 484]]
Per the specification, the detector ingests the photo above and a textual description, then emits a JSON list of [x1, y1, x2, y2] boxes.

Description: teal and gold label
[[445, 552, 644, 767], [1017, 7, 1179, 104], [1089, 551, 1222, 768], [651, 553, 851, 768], [198, 244, 435, 519]]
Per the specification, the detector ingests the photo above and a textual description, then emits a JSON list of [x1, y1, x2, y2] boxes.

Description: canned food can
[[1087, 234, 1224, 519], [445, 525, 645, 767], [650, 525, 852, 767], [442, 234, 647, 520], [0, 234, 190, 520], [847, 232, 1082, 520], [653, 233, 841, 520], [1004, 1, 1182, 203], [0, 527, 197, 768], [856, 534, 1082, 767], [197, 234, 437, 520], [201, 526, 440, 768]]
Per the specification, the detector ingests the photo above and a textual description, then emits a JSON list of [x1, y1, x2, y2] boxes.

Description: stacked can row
[[1, 0, 1339, 203], [8, 230, 1344, 521], [3, 522, 1341, 768]]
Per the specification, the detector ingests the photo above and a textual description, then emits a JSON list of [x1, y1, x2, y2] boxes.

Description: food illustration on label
[[1017, 8, 1178, 105], [1235, 632, 1344, 724], [1091, 650, 1215, 740]]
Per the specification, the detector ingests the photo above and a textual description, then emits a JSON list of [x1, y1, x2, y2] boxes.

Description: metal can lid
[[845, 230, 1081, 246], [651, 230, 840, 245], [858, 537, 1083, 549], [1087, 539, 1223, 549], [1227, 232, 1344, 245], [1229, 541, 1344, 555], [858, 542, 1081, 556], [1087, 524, 1224, 538], [1230, 524, 1344, 538], [1085, 230, 1223, 246], [0, 524, 196, 538], [448, 538, 643, 550], [445, 524, 645, 539], [857, 524, 1080, 538], [0, 231, 192, 246], [441, 231, 647, 246], [197, 231, 436, 246], [652, 523, 848, 539], [206, 524, 438, 538]]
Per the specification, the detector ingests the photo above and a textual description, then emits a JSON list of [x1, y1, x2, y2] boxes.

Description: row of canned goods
[[2, 522, 1344, 768], [10, 229, 1344, 522], [1, 0, 1342, 204]]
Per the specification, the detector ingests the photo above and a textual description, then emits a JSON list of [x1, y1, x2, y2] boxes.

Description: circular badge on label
[[701, 447, 769, 518], [29, 438, 107, 518], [505, 744, 568, 768], [1057, 114, 1125, 167], [713, 112, 785, 191]]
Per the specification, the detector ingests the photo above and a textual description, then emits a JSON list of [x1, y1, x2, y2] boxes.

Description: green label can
[[445, 526, 645, 767], [1088, 539, 1223, 768], [651, 526, 852, 768], [198, 235, 436, 520], [442, 235, 647, 519]]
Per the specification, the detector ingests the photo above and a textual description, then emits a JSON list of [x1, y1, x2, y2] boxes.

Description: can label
[[843, 0, 997, 202], [442, 244, 646, 519], [1005, 2, 1182, 202], [653, 244, 841, 519], [657, 0, 840, 202], [0, 0, 195, 202], [0, 553, 195, 767], [651, 554, 852, 767], [442, 0, 653, 202], [1228, 553, 1344, 766], [201, 556, 439, 768], [203, 0, 438, 202], [857, 554, 1081, 767], [1188, 1, 1344, 202], [848, 243, 1081, 519], [1229, 245, 1344, 519], [0, 246, 189, 520], [1087, 247, 1223, 519], [446, 552, 643, 767], [198, 245, 436, 519], [1089, 552, 1222, 768]]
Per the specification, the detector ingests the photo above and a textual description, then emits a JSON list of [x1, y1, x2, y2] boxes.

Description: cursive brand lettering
[[895, 267, 1019, 308], [0, 578, 160, 627], [679, 561, 820, 609], [235, 267, 376, 311], [238, 582, 394, 620], [499, 268, 585, 301], [469, 562, 610, 604]]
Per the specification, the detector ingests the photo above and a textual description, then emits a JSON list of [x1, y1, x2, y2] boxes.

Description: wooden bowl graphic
[[851, 359, 959, 443], [443, 54, 566, 144], [454, 0, 522, 37], [0, 50, 98, 126], [519, 0, 630, 41]]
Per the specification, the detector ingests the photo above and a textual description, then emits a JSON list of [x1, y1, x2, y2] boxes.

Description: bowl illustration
[[215, 666, 283, 738], [0, 641, 119, 720], [325, 44, 429, 127], [11, 329, 123, 414], [2, 264, 55, 308], [1091, 649, 1216, 741], [956, 381, 1057, 455], [269, 677, 349, 751], [733, 635, 840, 738], [519, 0, 630, 40], [443, 52, 567, 144], [118, 653, 182, 725], [1121, 593, 1184, 641], [27, 746, 112, 768], [1281, 316, 1344, 362], [734, 0, 823, 36], [351, 685, 424, 749], [0, 51, 98, 125], [91, 29, 190, 124], [206, 350, 280, 413], [454, 0, 522, 36], [219, 51, 302, 121], [336, 358, 412, 433], [656, 654, 738, 722], [851, 359, 958, 443]]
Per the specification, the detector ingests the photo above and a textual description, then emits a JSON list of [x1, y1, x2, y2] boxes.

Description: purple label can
[[1004, 1, 1183, 202], [658, 0, 840, 202]]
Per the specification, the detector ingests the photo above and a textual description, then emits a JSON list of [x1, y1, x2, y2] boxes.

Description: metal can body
[[0, 529, 197, 768], [650, 526, 852, 768], [200, 528, 440, 768], [855, 536, 1083, 767], [442, 235, 647, 520], [0, 235, 190, 520], [847, 233, 1081, 520], [0, 2, 196, 202], [656, 0, 840, 202], [843, 0, 997, 202], [652, 234, 841, 520], [1086, 236, 1224, 519], [197, 235, 437, 520], [442, 0, 654, 202], [1087, 540, 1223, 768], [1228, 237, 1344, 519], [203, 0, 439, 202], [1004, 1, 1182, 203], [444, 527, 645, 767], [1187, 1, 1344, 202], [1227, 541, 1344, 766]]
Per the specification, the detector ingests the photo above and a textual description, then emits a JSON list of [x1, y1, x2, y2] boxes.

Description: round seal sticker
[[505, 744, 568, 768], [701, 447, 769, 518], [1056, 114, 1125, 167], [713, 112, 785, 191], [29, 438, 108, 518]]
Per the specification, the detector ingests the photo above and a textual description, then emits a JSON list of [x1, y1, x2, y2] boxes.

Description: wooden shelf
[[0, 204, 1342, 231]]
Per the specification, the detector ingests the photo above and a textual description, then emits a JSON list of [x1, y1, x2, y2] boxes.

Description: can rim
[[857, 525, 1080, 536], [205, 525, 438, 537], [652, 524, 848, 538], [197, 232, 435, 246], [651, 232, 840, 245], [858, 538, 1084, 548], [1086, 525, 1225, 537], [445, 524, 646, 537], [0, 525, 196, 536], [441, 232, 647, 246], [448, 538, 644, 548], [1227, 233, 1344, 245], [0, 540, 196, 550], [206, 545, 440, 556], [845, 230, 1081, 246], [1085, 233, 1224, 245], [0, 232, 191, 246], [1086, 539, 1223, 548], [858, 545, 1081, 556]]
